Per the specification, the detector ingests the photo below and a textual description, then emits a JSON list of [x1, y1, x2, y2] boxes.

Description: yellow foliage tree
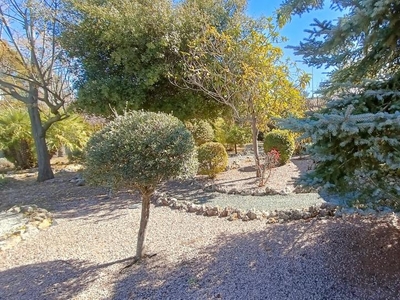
[[177, 18, 309, 176]]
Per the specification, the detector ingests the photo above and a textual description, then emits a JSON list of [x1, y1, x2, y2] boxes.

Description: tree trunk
[[136, 190, 153, 261], [27, 85, 54, 182], [250, 111, 261, 177]]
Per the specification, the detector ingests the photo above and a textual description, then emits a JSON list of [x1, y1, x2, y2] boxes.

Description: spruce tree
[[278, 0, 400, 206]]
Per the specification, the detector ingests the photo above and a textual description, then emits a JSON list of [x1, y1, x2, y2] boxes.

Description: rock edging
[[152, 192, 398, 223], [201, 182, 317, 196]]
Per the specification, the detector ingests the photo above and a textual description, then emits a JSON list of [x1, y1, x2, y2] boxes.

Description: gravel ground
[[158, 179, 346, 212], [195, 192, 345, 211], [1, 193, 400, 300]]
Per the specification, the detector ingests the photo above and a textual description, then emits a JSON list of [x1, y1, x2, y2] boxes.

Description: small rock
[[32, 216, 45, 222], [215, 186, 228, 193], [180, 203, 188, 211], [279, 187, 292, 195], [242, 215, 250, 222], [266, 217, 278, 224], [227, 188, 239, 194], [161, 198, 170, 206], [228, 212, 239, 221], [291, 209, 303, 220], [21, 206, 34, 214], [240, 189, 252, 196], [247, 210, 259, 220], [37, 219, 52, 230], [265, 187, 279, 195], [262, 211, 270, 218], [206, 206, 220, 217], [76, 179, 86, 186], [278, 211, 289, 221], [187, 204, 199, 213], [318, 209, 328, 217], [219, 207, 232, 218], [7, 206, 21, 213], [253, 189, 265, 196], [155, 198, 163, 206]]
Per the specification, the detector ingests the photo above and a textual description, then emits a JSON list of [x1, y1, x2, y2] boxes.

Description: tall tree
[[176, 18, 308, 177], [0, 0, 73, 181], [61, 0, 234, 120], [278, 0, 400, 204]]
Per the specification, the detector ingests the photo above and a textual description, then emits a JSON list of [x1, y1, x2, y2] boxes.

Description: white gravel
[[1, 196, 400, 300]]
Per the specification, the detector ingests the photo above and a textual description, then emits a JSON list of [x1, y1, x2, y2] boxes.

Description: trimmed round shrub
[[85, 111, 198, 189], [263, 129, 295, 165], [85, 111, 198, 262], [197, 142, 228, 178], [186, 119, 215, 146]]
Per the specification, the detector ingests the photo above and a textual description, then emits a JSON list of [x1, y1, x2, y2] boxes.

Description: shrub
[[47, 114, 95, 161], [0, 107, 36, 169], [226, 124, 251, 154], [213, 118, 251, 152], [84, 111, 198, 261], [197, 142, 228, 178], [263, 129, 295, 165], [0, 104, 94, 168], [186, 119, 214, 146]]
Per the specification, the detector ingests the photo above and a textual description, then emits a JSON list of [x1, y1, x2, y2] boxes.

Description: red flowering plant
[[259, 149, 281, 187]]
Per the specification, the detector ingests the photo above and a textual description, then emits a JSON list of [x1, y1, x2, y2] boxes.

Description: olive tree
[[85, 111, 198, 262]]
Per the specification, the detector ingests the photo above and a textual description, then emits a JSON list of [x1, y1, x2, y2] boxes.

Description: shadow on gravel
[[0, 258, 132, 300], [0, 171, 142, 221], [0, 259, 93, 300], [158, 180, 219, 204], [112, 218, 400, 300]]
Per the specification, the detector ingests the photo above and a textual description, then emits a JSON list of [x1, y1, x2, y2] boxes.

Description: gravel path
[[1, 193, 400, 300]]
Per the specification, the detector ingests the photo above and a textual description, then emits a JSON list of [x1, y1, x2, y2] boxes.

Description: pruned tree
[[85, 111, 198, 263], [0, 0, 73, 181], [175, 19, 308, 177]]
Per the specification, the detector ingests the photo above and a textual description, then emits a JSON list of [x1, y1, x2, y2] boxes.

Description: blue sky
[[247, 0, 344, 95]]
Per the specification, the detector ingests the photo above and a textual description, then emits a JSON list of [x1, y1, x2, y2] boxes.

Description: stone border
[[152, 193, 397, 223], [201, 182, 317, 196]]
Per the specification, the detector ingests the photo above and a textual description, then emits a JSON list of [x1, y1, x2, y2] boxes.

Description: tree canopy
[[62, 0, 244, 119]]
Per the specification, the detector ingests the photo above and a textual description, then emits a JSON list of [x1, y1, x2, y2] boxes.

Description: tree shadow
[[238, 165, 257, 173], [0, 170, 141, 220], [0, 259, 94, 300], [112, 218, 400, 299], [0, 257, 133, 300], [158, 179, 219, 203]]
